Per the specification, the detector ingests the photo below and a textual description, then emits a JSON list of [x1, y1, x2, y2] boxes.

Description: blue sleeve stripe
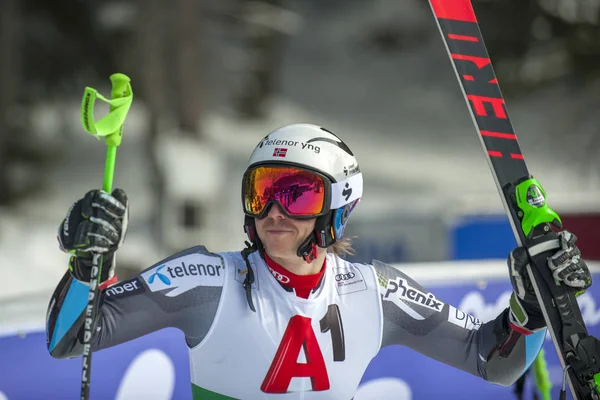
[[48, 279, 90, 352], [524, 328, 546, 370]]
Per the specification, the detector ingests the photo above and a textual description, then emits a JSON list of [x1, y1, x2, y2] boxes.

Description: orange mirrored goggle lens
[[243, 166, 326, 217]]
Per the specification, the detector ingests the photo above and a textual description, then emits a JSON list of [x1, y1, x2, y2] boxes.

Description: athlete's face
[[255, 203, 316, 259]]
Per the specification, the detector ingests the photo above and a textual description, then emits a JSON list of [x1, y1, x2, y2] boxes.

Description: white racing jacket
[[47, 246, 546, 399]]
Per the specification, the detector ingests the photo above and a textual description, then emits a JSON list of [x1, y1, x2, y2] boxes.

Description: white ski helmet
[[242, 123, 363, 261]]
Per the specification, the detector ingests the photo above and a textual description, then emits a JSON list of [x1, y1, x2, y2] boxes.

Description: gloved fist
[[547, 231, 591, 290], [58, 189, 129, 284], [58, 189, 129, 256], [508, 230, 592, 334]]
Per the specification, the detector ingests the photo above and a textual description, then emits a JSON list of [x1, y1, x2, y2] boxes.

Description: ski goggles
[[242, 165, 330, 219]]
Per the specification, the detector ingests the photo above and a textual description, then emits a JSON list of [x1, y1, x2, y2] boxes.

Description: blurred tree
[[0, 0, 21, 205], [233, 0, 286, 118], [472, 0, 600, 89], [0, 0, 122, 206], [223, 0, 297, 119], [136, 0, 168, 245], [175, 0, 204, 134], [133, 0, 206, 251], [22, 0, 117, 94]]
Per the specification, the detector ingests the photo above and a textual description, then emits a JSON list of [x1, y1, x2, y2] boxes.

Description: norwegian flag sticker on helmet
[[273, 148, 288, 157]]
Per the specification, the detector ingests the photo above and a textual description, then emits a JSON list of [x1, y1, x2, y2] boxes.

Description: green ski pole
[[533, 349, 552, 400], [78, 73, 133, 400]]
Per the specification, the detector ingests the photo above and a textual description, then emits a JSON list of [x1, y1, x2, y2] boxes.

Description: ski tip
[[430, 0, 478, 23]]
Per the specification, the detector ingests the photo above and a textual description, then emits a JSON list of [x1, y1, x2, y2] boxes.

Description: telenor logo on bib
[[142, 255, 225, 297]]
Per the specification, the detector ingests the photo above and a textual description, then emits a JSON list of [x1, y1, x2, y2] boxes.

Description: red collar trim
[[264, 253, 326, 299]]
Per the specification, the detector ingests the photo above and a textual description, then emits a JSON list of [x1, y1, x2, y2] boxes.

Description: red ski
[[428, 1, 600, 399]]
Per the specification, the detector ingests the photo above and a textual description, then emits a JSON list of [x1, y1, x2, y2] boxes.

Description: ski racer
[[46, 123, 592, 399]]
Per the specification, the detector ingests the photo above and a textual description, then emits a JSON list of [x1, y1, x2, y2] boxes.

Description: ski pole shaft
[[79, 73, 133, 400]]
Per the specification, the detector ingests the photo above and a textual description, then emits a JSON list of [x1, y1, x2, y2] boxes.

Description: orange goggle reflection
[[243, 166, 327, 217]]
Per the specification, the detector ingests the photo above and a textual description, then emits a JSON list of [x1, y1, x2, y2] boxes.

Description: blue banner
[[1, 276, 598, 400], [450, 215, 517, 260], [0, 328, 191, 400], [361, 276, 600, 400]]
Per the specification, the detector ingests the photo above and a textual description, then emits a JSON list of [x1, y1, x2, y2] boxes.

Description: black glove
[[58, 189, 129, 283], [508, 230, 592, 333]]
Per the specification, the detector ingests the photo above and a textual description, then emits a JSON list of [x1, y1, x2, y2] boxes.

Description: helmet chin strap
[[296, 213, 333, 263], [296, 233, 318, 263]]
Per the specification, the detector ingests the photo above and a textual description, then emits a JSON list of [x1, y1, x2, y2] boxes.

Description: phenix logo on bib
[[384, 277, 444, 312]]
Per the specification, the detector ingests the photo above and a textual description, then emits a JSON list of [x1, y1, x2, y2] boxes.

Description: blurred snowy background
[[1, 0, 599, 341]]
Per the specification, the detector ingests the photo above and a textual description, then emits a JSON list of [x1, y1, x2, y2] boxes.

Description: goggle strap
[[330, 173, 363, 209]]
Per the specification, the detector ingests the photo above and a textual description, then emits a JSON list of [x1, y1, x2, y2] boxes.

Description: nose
[[266, 202, 287, 219]]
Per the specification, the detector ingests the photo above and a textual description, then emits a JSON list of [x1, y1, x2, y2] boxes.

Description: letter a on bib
[[261, 315, 329, 393]]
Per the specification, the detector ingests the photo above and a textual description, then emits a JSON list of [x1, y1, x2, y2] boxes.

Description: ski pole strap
[[80, 78, 133, 147]]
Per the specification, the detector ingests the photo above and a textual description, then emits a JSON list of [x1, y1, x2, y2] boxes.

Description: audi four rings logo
[[269, 268, 291, 284], [335, 272, 355, 281]]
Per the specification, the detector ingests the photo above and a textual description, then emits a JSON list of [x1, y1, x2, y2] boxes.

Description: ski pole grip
[[79, 73, 133, 147], [110, 73, 130, 101], [106, 73, 132, 148]]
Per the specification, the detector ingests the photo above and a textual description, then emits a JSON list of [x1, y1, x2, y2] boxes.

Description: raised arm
[[47, 246, 225, 358], [373, 259, 544, 386]]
